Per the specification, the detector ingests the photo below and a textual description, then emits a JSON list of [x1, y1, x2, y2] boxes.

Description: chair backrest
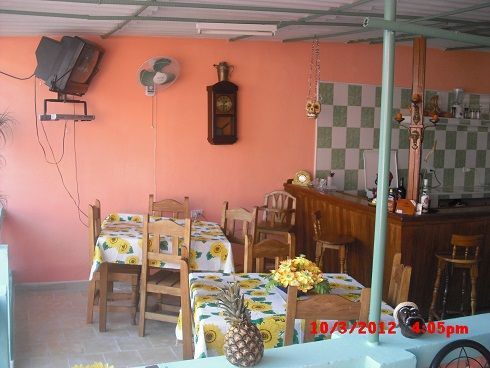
[[312, 210, 324, 242], [88, 199, 101, 266], [284, 286, 370, 345], [149, 194, 190, 219], [387, 253, 412, 306], [143, 216, 192, 263], [450, 234, 483, 260], [262, 190, 296, 227], [243, 233, 295, 273], [220, 201, 258, 245], [141, 215, 193, 358]]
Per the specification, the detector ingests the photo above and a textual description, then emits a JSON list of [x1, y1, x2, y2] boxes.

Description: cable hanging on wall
[[305, 37, 321, 119]]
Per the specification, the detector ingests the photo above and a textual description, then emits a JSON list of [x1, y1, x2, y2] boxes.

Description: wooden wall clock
[[207, 80, 238, 145]]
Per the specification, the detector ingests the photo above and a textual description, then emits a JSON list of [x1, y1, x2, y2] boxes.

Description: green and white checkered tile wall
[[316, 82, 490, 198]]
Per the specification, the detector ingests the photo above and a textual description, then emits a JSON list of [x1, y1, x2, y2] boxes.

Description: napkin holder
[[395, 199, 416, 216]]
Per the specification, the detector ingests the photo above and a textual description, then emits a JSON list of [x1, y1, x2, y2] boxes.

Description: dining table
[[89, 213, 235, 280], [176, 272, 395, 359]]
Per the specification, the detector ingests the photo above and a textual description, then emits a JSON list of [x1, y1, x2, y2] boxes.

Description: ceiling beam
[[283, 1, 490, 42], [445, 45, 489, 51], [348, 23, 485, 45], [33, 0, 487, 26], [101, 0, 152, 38], [229, 0, 375, 42], [363, 18, 490, 47], [230, 0, 373, 41], [0, 8, 358, 26]]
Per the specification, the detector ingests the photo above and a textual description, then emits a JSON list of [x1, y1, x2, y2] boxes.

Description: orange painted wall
[[1, 36, 489, 282]]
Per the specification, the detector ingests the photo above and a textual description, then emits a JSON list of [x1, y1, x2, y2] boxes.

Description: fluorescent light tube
[[196, 23, 277, 36]]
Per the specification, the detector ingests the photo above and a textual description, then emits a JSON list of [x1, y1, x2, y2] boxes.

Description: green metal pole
[[368, 0, 396, 345], [363, 18, 490, 47]]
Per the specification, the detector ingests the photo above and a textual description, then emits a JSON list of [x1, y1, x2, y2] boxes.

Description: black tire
[[430, 339, 490, 368]]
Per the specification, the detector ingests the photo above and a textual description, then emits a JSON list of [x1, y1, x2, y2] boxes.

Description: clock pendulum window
[[207, 80, 238, 145]]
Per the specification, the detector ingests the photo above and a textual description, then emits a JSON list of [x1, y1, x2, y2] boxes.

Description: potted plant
[[0, 111, 14, 206]]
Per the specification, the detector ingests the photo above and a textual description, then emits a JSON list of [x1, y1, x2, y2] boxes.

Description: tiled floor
[[14, 282, 183, 368]]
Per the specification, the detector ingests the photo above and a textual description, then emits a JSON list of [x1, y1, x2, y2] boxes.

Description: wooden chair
[[312, 210, 355, 273], [284, 287, 370, 345], [86, 200, 140, 331], [256, 190, 296, 241], [149, 194, 190, 219], [220, 201, 258, 272], [386, 253, 412, 307], [138, 216, 193, 359], [429, 234, 483, 321], [243, 233, 295, 273]]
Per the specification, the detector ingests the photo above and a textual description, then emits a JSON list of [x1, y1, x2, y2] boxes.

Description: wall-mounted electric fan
[[137, 57, 180, 96]]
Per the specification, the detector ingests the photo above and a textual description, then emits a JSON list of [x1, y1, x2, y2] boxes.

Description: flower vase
[[277, 285, 307, 297]]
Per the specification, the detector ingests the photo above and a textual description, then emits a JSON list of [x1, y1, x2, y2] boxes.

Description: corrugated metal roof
[[0, 0, 489, 50]]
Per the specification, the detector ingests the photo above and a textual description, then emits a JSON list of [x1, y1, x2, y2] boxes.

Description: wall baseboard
[[15, 280, 89, 291]]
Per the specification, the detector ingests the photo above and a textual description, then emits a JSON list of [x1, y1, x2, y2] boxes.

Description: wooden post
[[406, 37, 426, 201]]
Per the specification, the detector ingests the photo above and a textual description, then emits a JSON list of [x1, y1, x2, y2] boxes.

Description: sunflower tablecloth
[[89, 214, 234, 279], [176, 272, 394, 359]]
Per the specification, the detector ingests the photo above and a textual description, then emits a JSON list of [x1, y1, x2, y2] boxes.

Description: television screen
[[35, 36, 104, 97]]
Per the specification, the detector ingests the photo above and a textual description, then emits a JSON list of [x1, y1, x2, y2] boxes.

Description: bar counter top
[[302, 187, 490, 221]]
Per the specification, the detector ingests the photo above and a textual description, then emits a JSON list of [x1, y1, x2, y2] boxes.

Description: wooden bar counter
[[285, 183, 490, 315]]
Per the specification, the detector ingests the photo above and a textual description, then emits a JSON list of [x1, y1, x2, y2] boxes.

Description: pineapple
[[216, 282, 264, 367]]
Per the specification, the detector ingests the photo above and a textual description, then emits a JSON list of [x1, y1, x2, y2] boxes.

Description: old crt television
[[34, 36, 104, 96]]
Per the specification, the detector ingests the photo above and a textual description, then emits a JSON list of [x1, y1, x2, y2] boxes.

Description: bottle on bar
[[397, 177, 407, 199], [420, 178, 430, 214]]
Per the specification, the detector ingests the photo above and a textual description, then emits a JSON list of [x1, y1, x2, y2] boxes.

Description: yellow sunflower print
[[190, 260, 198, 270], [192, 283, 220, 292], [238, 279, 262, 289], [203, 324, 224, 354], [250, 290, 267, 297], [246, 300, 272, 312], [130, 215, 142, 222], [258, 317, 285, 348], [116, 239, 131, 254], [108, 213, 120, 221], [149, 259, 162, 268], [220, 247, 228, 262], [125, 255, 139, 265], [203, 275, 221, 280], [106, 237, 121, 248], [94, 246, 103, 263], [210, 242, 225, 257], [195, 295, 216, 308]]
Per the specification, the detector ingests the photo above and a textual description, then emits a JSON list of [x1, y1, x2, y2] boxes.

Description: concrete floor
[[13, 282, 183, 368]]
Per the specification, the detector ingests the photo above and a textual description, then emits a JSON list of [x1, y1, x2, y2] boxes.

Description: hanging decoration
[[305, 37, 321, 119]]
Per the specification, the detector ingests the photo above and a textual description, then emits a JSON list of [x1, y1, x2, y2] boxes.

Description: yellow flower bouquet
[[267, 255, 330, 294]]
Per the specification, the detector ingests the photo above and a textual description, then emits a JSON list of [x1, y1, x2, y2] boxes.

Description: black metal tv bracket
[[39, 93, 95, 122]]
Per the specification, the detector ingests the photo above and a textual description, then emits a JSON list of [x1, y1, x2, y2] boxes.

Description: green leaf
[[251, 297, 266, 302], [206, 252, 213, 260], [196, 251, 202, 258], [160, 240, 169, 251], [199, 315, 212, 320], [293, 330, 299, 344]]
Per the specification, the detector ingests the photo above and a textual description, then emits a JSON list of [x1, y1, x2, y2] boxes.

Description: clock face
[[215, 95, 233, 113]]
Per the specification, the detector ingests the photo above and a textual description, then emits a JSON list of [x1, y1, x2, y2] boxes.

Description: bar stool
[[429, 234, 483, 321], [312, 211, 355, 273]]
